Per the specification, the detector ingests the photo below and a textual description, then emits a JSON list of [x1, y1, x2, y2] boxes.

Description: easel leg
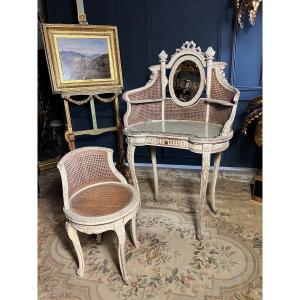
[[196, 152, 211, 240], [63, 99, 76, 150]]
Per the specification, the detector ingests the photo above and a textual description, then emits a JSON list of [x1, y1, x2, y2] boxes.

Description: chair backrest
[[57, 147, 125, 209], [123, 41, 240, 134]]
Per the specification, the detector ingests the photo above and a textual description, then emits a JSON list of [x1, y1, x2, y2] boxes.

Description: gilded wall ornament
[[241, 96, 262, 147], [233, 0, 262, 28]]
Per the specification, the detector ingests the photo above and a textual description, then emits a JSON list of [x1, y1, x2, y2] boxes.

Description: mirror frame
[[168, 55, 205, 107]]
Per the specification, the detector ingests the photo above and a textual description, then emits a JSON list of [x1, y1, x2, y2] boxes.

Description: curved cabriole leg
[[114, 221, 128, 282], [65, 221, 84, 277], [150, 146, 159, 200], [208, 152, 222, 214], [196, 152, 211, 240], [129, 213, 139, 248], [127, 144, 141, 212]]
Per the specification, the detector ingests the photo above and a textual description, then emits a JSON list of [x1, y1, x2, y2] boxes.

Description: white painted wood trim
[[205, 47, 215, 122], [159, 51, 168, 124], [123, 65, 161, 128]]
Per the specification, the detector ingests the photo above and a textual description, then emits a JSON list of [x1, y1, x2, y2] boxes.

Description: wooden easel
[[61, 0, 127, 177]]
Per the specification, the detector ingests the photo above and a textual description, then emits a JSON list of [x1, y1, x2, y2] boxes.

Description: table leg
[[208, 152, 221, 214], [150, 146, 159, 200], [127, 144, 141, 212], [196, 152, 211, 240], [96, 233, 102, 243]]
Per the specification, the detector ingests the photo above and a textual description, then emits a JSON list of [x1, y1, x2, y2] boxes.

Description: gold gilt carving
[[233, 0, 262, 28], [65, 131, 75, 150], [241, 96, 262, 147], [78, 14, 88, 25]]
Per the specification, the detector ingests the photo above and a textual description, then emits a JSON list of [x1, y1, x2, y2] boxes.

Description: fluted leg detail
[[196, 152, 211, 240], [150, 146, 159, 200]]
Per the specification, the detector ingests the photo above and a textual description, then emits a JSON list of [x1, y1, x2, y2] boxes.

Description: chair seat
[[125, 120, 223, 139], [70, 182, 134, 217]]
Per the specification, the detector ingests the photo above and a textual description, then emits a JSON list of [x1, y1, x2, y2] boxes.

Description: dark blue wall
[[44, 0, 262, 168]]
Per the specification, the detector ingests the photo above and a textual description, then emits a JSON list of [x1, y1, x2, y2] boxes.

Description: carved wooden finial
[[76, 0, 88, 24], [159, 50, 168, 62], [205, 47, 216, 59], [78, 14, 88, 25]]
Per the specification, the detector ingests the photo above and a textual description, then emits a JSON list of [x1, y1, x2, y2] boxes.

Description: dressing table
[[123, 41, 240, 239]]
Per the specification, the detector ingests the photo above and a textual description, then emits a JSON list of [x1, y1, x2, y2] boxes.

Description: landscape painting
[[42, 24, 123, 93], [56, 37, 111, 81]]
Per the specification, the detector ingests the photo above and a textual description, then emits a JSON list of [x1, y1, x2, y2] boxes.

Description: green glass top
[[126, 120, 223, 138]]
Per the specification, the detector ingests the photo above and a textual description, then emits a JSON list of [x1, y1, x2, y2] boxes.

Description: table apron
[[125, 136, 230, 154]]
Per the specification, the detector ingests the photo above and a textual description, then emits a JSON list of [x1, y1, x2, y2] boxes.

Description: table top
[[125, 120, 223, 139]]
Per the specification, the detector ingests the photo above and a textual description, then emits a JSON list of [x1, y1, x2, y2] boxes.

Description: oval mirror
[[169, 56, 205, 106]]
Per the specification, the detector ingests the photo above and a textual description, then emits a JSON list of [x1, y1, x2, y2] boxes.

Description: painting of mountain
[[56, 37, 111, 81]]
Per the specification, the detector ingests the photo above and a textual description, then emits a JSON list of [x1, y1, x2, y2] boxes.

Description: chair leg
[[150, 146, 159, 200], [129, 214, 139, 248], [196, 152, 211, 240], [114, 222, 128, 282], [96, 233, 102, 243], [127, 144, 141, 213], [208, 152, 221, 214], [65, 221, 84, 277]]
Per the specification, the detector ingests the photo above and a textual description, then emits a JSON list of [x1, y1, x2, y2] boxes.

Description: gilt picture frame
[[42, 24, 123, 94]]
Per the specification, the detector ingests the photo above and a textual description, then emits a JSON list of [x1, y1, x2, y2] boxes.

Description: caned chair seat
[[57, 147, 139, 282], [70, 182, 134, 217]]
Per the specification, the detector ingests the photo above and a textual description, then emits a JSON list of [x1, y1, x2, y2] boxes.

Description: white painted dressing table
[[123, 41, 240, 239]]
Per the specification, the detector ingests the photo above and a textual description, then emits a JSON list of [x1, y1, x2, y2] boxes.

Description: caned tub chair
[[57, 147, 139, 282], [123, 41, 240, 240]]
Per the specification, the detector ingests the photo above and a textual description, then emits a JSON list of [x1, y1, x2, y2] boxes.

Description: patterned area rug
[[38, 168, 262, 300]]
